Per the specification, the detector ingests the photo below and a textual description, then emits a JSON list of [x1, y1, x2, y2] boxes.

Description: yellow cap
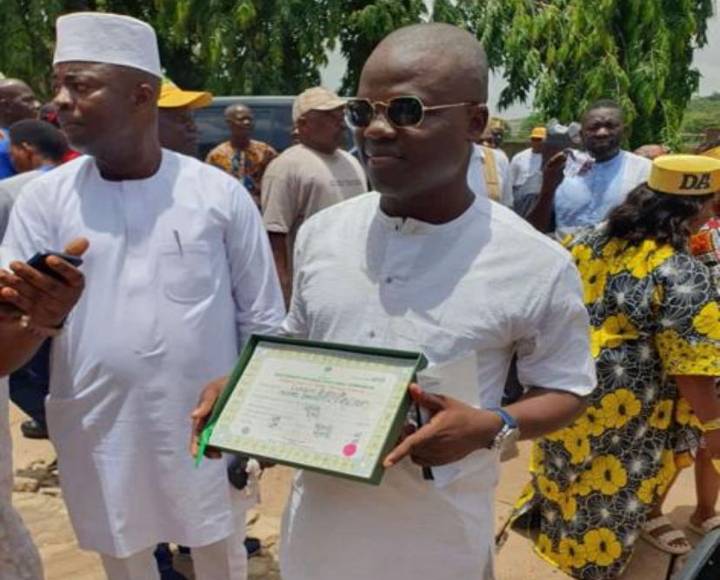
[[158, 79, 213, 109], [648, 154, 720, 196], [530, 127, 547, 140], [701, 145, 720, 161]]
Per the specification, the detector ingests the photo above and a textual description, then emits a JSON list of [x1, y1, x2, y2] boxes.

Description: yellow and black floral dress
[[511, 225, 720, 579]]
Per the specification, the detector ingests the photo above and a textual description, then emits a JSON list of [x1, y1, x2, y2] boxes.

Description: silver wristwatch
[[487, 407, 520, 452]]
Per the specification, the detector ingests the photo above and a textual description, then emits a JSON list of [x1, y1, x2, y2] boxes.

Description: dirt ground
[[10, 403, 715, 579]]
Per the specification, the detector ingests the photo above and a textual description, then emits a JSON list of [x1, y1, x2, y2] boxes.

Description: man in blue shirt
[[528, 100, 651, 235], [0, 79, 40, 179]]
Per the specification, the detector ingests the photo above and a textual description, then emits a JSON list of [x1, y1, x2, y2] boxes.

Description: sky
[[321, 11, 720, 121]]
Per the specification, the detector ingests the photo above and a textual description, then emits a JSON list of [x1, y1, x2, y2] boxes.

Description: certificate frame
[[197, 334, 427, 485]]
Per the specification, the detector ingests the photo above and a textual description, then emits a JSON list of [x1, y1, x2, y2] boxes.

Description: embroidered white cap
[[53, 12, 162, 78]]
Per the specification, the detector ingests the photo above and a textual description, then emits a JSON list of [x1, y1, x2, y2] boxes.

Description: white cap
[[53, 12, 162, 78]]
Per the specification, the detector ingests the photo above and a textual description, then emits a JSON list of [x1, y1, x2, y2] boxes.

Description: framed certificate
[[198, 335, 426, 485]]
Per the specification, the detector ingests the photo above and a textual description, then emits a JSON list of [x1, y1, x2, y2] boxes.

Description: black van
[[194, 96, 295, 160]]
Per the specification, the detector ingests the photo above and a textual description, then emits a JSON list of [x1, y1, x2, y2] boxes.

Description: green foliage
[[336, 0, 426, 95], [154, 0, 342, 94], [441, 0, 714, 149], [0, 0, 343, 97], [680, 94, 720, 136], [0, 0, 429, 98]]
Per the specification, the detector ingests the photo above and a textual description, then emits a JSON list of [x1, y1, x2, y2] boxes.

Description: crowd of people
[[0, 10, 718, 580]]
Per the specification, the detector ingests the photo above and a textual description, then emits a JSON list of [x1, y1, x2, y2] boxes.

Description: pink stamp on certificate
[[342, 443, 358, 457]]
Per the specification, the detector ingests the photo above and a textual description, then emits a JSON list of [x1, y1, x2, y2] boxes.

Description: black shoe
[[245, 536, 261, 558], [154, 544, 188, 580], [20, 419, 49, 440], [160, 569, 188, 580]]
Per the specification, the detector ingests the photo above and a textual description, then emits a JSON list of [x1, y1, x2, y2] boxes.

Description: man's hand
[[384, 384, 502, 468], [190, 376, 226, 459], [541, 151, 567, 194], [0, 237, 89, 327]]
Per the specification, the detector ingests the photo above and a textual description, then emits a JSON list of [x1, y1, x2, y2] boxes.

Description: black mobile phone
[[27, 251, 83, 281]]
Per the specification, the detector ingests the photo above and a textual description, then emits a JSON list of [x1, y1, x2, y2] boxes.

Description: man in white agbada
[[0, 12, 284, 580], [194, 23, 595, 580]]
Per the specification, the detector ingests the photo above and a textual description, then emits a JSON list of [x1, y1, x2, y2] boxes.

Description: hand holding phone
[[27, 251, 83, 282], [0, 238, 88, 329]]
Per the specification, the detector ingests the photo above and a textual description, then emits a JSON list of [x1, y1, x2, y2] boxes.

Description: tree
[[435, 0, 714, 148], [0, 0, 345, 97], [154, 0, 343, 94], [337, 0, 427, 94]]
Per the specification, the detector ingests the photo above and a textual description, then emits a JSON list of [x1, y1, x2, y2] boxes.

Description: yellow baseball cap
[[158, 79, 212, 109], [648, 154, 720, 196], [530, 127, 547, 140]]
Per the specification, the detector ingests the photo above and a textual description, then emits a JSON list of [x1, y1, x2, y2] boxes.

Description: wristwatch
[[487, 407, 520, 451]]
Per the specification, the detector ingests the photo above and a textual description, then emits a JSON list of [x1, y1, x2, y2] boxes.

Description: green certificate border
[[197, 334, 427, 485]]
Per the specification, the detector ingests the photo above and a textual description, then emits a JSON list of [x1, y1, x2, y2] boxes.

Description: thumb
[[409, 383, 447, 414], [64, 237, 90, 256]]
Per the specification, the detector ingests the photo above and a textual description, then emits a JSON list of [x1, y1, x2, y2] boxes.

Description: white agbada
[[466, 143, 513, 207], [2, 150, 286, 558], [279, 192, 596, 580]]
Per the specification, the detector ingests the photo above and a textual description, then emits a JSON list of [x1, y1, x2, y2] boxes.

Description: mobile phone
[[27, 251, 83, 282]]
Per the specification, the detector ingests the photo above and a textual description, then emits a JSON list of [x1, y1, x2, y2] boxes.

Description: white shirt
[[279, 192, 596, 580], [467, 144, 513, 207], [510, 147, 544, 213], [2, 151, 286, 557], [554, 150, 651, 234]]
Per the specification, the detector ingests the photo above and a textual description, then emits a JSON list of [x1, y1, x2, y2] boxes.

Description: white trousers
[[101, 488, 250, 580]]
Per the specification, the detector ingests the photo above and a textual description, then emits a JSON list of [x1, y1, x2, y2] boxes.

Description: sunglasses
[[345, 95, 477, 129]]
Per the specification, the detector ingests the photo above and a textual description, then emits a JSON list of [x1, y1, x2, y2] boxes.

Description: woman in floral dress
[[511, 155, 720, 579]]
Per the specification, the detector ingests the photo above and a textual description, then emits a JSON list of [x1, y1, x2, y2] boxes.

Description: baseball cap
[[292, 87, 345, 122], [158, 79, 212, 109]]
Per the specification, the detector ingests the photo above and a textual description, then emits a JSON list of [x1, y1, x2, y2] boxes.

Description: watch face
[[495, 426, 520, 450]]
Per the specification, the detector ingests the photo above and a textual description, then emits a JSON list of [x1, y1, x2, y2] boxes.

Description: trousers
[[100, 488, 251, 580]]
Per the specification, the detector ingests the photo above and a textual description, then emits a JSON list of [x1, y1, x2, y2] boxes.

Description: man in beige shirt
[[262, 87, 367, 301]]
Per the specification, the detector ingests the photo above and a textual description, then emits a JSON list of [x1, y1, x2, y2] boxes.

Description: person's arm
[[387, 258, 595, 467], [384, 384, 583, 467], [0, 238, 88, 375], [268, 232, 291, 306], [525, 151, 566, 232], [225, 181, 286, 344]]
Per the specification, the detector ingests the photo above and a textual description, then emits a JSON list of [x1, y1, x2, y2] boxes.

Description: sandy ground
[[9, 403, 716, 579]]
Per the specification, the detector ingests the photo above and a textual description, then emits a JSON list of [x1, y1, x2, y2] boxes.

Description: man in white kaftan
[[193, 22, 595, 580], [279, 190, 595, 580], [2, 12, 285, 580]]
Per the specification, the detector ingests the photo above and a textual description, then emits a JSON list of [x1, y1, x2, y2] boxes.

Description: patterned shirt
[[205, 139, 277, 205]]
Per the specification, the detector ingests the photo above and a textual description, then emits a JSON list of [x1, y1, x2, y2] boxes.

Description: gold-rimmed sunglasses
[[345, 95, 479, 129]]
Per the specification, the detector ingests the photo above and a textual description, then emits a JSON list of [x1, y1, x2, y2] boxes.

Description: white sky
[[321, 11, 720, 120]]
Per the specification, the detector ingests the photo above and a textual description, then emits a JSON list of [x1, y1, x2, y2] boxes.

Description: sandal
[[687, 514, 720, 536], [641, 515, 692, 555]]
